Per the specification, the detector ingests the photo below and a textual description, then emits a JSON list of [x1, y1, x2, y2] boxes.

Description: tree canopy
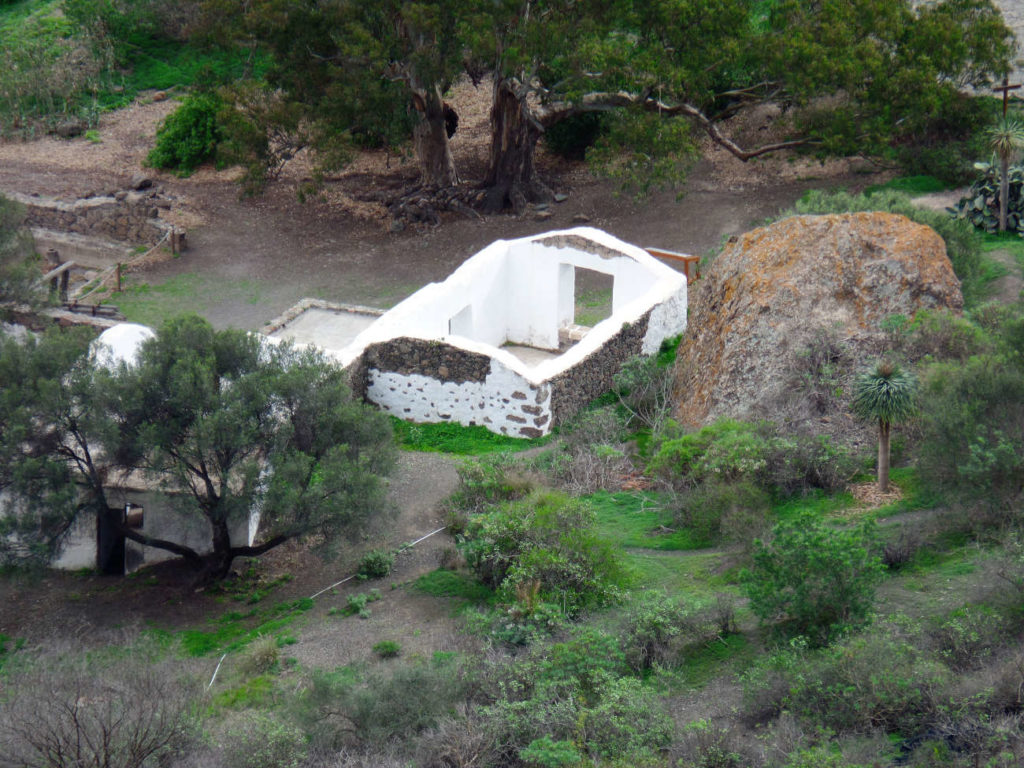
[[0, 316, 396, 580], [195, 0, 1015, 212]]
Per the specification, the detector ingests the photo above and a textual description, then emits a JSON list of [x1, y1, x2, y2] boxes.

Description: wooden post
[[116, 262, 122, 293], [59, 269, 69, 303], [993, 76, 1022, 117]]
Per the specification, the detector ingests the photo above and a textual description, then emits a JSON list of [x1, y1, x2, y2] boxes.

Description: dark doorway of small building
[[574, 267, 613, 327]]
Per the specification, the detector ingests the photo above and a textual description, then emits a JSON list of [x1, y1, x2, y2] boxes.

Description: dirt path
[[988, 248, 1024, 303]]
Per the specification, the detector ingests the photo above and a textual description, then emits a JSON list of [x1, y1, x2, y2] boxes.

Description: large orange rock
[[674, 212, 962, 429]]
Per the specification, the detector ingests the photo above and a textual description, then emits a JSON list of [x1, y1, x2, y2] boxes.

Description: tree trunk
[[208, 518, 236, 581], [999, 152, 1010, 232], [481, 79, 552, 214], [877, 420, 891, 493], [412, 88, 458, 188], [96, 504, 125, 575]]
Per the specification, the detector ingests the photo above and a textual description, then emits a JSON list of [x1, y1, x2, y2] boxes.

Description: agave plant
[[951, 159, 1024, 235]]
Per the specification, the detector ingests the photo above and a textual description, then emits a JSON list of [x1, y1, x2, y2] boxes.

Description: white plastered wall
[[348, 227, 687, 436]]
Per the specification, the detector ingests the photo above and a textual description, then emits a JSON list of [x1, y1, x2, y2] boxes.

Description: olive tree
[[0, 315, 396, 581]]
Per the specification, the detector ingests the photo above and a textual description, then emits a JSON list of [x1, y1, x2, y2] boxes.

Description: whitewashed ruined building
[[267, 227, 689, 437]]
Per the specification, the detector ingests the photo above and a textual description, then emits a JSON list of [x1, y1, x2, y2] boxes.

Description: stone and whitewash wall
[[346, 228, 688, 437]]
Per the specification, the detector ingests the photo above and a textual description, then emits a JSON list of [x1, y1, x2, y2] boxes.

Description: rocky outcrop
[[674, 212, 963, 430]]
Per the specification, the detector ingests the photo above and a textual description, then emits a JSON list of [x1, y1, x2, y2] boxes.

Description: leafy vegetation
[[391, 416, 545, 454], [146, 91, 224, 174]]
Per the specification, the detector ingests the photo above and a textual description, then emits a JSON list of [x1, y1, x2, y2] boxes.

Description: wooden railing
[[645, 247, 701, 284]]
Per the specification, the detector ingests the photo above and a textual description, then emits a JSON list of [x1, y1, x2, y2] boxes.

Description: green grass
[[676, 633, 756, 687], [575, 287, 613, 327], [864, 175, 952, 196], [623, 551, 734, 597], [212, 675, 274, 709], [771, 488, 856, 523], [981, 230, 1024, 271], [413, 569, 494, 603], [391, 417, 547, 455], [588, 490, 706, 551], [107, 273, 263, 327], [98, 40, 267, 110], [149, 597, 314, 657]]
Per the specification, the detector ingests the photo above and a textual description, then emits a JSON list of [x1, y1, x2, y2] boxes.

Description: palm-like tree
[[852, 362, 916, 493], [988, 115, 1024, 232]]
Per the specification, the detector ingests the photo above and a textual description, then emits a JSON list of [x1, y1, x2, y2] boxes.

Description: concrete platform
[[269, 307, 380, 351], [502, 343, 562, 368]]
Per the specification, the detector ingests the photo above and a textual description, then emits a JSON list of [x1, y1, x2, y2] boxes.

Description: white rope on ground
[[206, 652, 228, 690], [308, 525, 449, 600]]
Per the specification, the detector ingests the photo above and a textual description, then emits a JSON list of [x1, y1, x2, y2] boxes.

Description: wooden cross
[[993, 76, 1022, 116]]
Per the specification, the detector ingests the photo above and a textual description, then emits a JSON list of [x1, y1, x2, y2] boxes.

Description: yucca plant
[[988, 115, 1024, 232], [852, 362, 916, 493]]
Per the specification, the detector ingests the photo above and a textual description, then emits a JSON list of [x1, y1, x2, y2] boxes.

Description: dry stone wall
[[549, 310, 652, 423], [10, 189, 173, 245]]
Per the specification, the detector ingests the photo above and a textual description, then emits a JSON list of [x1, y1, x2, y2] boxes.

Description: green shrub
[[298, 655, 472, 748], [613, 353, 675, 432], [902, 309, 991, 362], [447, 453, 533, 514], [918, 354, 1024, 506], [742, 514, 884, 646], [620, 592, 687, 672], [460, 490, 623, 615], [929, 604, 1010, 672], [784, 634, 948, 734], [372, 639, 401, 658], [671, 480, 770, 546], [147, 92, 224, 174], [742, 633, 949, 735], [520, 736, 583, 767], [221, 710, 307, 768], [650, 419, 852, 497], [343, 589, 381, 618], [357, 548, 394, 580], [483, 672, 673, 763]]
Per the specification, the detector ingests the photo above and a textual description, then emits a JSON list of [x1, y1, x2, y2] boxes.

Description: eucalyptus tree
[[201, 0, 1013, 211], [852, 361, 917, 493]]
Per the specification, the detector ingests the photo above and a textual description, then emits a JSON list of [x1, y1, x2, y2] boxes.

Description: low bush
[[540, 406, 633, 494], [459, 490, 623, 615], [742, 514, 884, 646], [917, 354, 1024, 508], [147, 92, 224, 174], [651, 419, 853, 497], [297, 655, 473, 749], [670, 480, 771, 546], [0, 642, 199, 768], [373, 639, 401, 658], [446, 454, 534, 516], [742, 633, 949, 736], [220, 710, 307, 768], [357, 548, 394, 580]]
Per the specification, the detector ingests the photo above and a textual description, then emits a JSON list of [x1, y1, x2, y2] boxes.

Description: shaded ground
[[0, 451, 461, 663]]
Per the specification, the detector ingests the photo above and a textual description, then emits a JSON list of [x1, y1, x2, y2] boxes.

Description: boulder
[[673, 212, 963, 432], [129, 173, 153, 191]]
